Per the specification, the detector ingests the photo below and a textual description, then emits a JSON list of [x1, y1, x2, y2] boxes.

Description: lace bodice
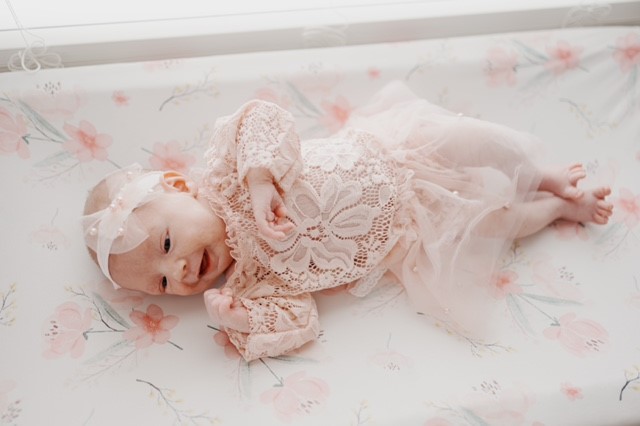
[[201, 82, 545, 361], [202, 100, 400, 360]]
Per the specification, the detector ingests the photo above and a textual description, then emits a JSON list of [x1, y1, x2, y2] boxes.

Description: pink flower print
[[464, 382, 533, 425], [367, 67, 381, 79], [43, 302, 93, 359], [254, 87, 293, 109], [62, 120, 112, 162], [148, 140, 196, 174], [485, 47, 518, 87], [0, 107, 29, 159], [319, 96, 352, 133], [531, 257, 582, 301], [0, 380, 16, 413], [97, 285, 145, 308], [112, 90, 130, 106], [213, 330, 241, 359], [544, 41, 583, 75], [370, 350, 412, 372], [491, 270, 522, 299], [614, 187, 640, 228], [29, 224, 70, 250], [561, 382, 583, 401], [628, 291, 640, 310], [613, 32, 640, 73], [290, 68, 342, 96], [260, 371, 330, 422], [21, 87, 85, 120], [424, 418, 455, 426], [123, 304, 179, 349], [543, 313, 609, 357]]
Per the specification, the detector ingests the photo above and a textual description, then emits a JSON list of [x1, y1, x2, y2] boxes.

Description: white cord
[[562, 0, 612, 27], [5, 0, 63, 73], [302, 25, 348, 48]]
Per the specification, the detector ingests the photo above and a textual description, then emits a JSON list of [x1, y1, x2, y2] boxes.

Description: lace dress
[[201, 81, 543, 361]]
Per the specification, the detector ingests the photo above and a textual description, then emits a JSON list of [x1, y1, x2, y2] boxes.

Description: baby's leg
[[538, 163, 586, 199], [476, 187, 613, 239], [434, 116, 539, 173]]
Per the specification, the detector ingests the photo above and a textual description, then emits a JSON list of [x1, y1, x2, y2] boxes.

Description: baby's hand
[[246, 168, 295, 240], [204, 288, 250, 333]]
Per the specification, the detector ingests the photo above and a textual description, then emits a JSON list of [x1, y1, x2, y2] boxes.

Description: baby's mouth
[[199, 250, 210, 277]]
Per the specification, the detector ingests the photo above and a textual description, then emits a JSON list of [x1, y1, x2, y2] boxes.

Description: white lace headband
[[82, 164, 164, 289]]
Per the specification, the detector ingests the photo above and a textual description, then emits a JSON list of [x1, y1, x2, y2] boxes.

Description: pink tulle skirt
[[346, 81, 544, 335]]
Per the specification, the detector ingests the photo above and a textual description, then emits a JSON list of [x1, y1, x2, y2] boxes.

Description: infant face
[[109, 190, 233, 296]]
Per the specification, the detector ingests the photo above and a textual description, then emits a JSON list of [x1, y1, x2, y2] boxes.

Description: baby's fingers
[[205, 288, 221, 296], [204, 291, 225, 323], [274, 218, 295, 233], [256, 217, 294, 241], [204, 289, 234, 318], [274, 204, 289, 220], [216, 295, 234, 318], [256, 218, 284, 240]]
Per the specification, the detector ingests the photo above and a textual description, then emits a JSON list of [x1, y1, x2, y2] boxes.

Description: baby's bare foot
[[562, 186, 613, 225], [541, 163, 586, 199]]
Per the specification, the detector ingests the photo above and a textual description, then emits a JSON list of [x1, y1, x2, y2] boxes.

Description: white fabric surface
[[0, 26, 639, 425]]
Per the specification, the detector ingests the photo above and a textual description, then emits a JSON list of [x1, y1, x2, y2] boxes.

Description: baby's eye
[[164, 236, 171, 253], [161, 276, 168, 290]]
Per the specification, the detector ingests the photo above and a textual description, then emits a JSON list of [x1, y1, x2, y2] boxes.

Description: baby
[[83, 81, 613, 361]]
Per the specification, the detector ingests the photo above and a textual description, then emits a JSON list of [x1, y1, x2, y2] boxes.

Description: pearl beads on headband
[[82, 165, 165, 290], [109, 196, 124, 211], [88, 227, 123, 236]]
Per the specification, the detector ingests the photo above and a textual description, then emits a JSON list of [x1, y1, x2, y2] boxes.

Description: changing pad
[[1, 26, 639, 425]]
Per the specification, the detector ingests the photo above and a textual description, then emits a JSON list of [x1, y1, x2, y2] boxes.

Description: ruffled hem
[[346, 81, 544, 335]]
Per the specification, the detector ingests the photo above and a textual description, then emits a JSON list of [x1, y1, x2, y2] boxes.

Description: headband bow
[[82, 164, 164, 288]]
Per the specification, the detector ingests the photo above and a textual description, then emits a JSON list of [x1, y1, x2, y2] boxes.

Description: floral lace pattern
[[203, 101, 399, 359]]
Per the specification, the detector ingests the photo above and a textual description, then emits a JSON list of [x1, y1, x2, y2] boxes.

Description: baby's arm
[[246, 167, 295, 240], [234, 101, 303, 240], [204, 288, 250, 332], [236, 101, 302, 191], [204, 286, 320, 361]]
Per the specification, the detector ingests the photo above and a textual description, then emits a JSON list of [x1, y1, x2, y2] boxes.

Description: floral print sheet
[[1, 26, 639, 425]]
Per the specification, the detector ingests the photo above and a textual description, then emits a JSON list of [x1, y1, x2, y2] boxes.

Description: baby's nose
[[173, 258, 197, 285]]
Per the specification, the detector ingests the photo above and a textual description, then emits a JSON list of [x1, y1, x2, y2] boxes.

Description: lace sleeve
[[236, 101, 303, 192], [224, 292, 320, 361]]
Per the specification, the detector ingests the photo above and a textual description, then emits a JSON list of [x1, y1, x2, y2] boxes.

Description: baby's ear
[[160, 171, 197, 195]]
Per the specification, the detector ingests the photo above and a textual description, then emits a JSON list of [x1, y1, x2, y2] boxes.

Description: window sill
[[1, 0, 639, 71]]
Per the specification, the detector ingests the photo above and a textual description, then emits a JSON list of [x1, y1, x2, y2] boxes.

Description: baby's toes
[[593, 212, 609, 224], [564, 186, 583, 199], [568, 168, 586, 185], [569, 162, 584, 171], [596, 200, 613, 214], [593, 187, 612, 199]]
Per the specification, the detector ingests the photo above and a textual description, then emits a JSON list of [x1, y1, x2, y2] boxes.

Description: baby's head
[[83, 164, 232, 296]]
